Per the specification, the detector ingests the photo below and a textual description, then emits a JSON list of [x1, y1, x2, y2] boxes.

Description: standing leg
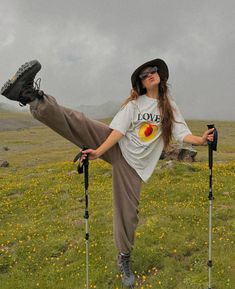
[[113, 156, 142, 287], [112, 156, 142, 253]]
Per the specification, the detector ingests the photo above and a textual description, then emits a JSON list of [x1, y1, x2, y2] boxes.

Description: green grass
[[0, 114, 235, 288]]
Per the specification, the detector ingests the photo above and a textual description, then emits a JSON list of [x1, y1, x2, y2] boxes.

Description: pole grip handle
[[207, 124, 218, 151]]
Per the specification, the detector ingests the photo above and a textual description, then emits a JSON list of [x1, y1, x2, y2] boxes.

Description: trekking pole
[[206, 124, 218, 289], [73, 146, 90, 289]]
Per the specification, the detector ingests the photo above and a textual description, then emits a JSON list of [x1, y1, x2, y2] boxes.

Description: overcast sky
[[1, 0, 234, 120]]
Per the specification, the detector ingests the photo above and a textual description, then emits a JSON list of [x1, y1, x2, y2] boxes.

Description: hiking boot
[[117, 252, 135, 287], [1, 60, 44, 106]]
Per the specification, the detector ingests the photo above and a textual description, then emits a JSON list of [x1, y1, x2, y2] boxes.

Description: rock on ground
[[160, 144, 197, 162]]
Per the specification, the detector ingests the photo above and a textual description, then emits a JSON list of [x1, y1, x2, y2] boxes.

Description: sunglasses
[[139, 66, 158, 80]]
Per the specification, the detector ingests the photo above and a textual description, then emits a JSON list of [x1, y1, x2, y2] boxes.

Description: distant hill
[[0, 101, 122, 131], [0, 102, 21, 112], [0, 101, 121, 117], [76, 100, 121, 119], [0, 107, 41, 131]]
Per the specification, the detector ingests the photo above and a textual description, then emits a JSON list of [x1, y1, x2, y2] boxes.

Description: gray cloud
[[1, 0, 234, 120]]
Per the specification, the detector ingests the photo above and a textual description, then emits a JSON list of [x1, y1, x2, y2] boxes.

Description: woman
[[1, 58, 214, 287]]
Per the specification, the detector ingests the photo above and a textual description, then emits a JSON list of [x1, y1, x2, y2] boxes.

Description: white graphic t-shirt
[[109, 95, 192, 182]]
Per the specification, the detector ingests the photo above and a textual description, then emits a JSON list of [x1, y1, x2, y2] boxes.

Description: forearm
[[183, 134, 205, 145], [96, 129, 124, 156], [183, 126, 215, 146]]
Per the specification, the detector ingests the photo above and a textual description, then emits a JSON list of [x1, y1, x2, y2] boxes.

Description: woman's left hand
[[201, 128, 214, 145]]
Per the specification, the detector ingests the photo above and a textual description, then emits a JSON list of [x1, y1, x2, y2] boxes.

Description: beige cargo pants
[[30, 94, 142, 253]]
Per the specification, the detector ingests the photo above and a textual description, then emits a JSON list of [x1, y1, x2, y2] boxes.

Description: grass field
[[0, 112, 235, 289]]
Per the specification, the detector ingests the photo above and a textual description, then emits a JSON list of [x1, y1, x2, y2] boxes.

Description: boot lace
[[19, 78, 43, 106], [119, 255, 132, 277]]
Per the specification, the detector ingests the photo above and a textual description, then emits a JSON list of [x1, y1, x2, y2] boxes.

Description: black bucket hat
[[131, 58, 169, 95]]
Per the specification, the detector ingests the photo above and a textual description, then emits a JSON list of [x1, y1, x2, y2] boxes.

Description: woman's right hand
[[80, 148, 100, 161]]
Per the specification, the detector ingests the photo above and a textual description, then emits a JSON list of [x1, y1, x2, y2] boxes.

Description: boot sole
[[1, 60, 41, 100]]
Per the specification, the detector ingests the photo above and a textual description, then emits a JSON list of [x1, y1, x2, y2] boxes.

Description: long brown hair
[[122, 79, 175, 149]]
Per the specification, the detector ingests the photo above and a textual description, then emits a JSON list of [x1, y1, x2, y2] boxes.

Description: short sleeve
[[109, 101, 134, 135], [171, 101, 192, 143]]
